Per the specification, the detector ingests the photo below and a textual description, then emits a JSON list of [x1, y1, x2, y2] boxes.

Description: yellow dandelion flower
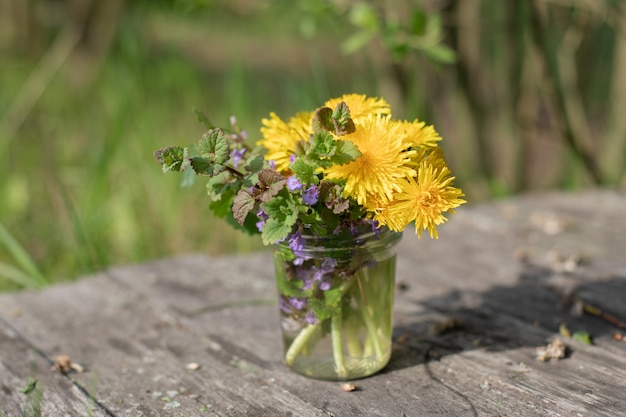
[[382, 162, 466, 238], [323, 115, 416, 206], [324, 94, 391, 121], [406, 147, 448, 171], [257, 111, 313, 172], [391, 119, 442, 148]]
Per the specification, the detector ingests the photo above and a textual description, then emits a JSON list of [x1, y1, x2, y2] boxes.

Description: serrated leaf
[[332, 102, 356, 135], [261, 196, 298, 242], [257, 168, 287, 202], [232, 190, 255, 226], [154, 146, 186, 173], [190, 157, 225, 176], [331, 139, 361, 165], [309, 131, 336, 157], [261, 218, 293, 245], [290, 158, 319, 185], [312, 107, 334, 133], [209, 191, 235, 218], [193, 107, 217, 130], [206, 170, 237, 201], [244, 154, 264, 173], [197, 129, 230, 164]]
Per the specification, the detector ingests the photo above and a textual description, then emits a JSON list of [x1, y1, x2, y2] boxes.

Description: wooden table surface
[[1, 189, 625, 416]]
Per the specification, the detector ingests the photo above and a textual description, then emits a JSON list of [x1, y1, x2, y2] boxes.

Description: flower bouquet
[[154, 94, 465, 380]]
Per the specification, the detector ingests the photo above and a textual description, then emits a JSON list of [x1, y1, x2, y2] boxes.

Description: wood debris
[[185, 362, 200, 371], [51, 355, 84, 373], [536, 338, 567, 362], [431, 317, 464, 335], [340, 382, 357, 392]]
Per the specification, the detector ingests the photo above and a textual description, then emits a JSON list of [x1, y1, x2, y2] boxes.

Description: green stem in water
[[331, 309, 348, 378], [285, 323, 320, 366], [284, 279, 355, 369]]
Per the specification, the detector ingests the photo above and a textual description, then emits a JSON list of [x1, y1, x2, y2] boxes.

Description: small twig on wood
[[576, 297, 626, 331]]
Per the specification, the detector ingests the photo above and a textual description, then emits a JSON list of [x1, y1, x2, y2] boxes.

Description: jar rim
[[276, 227, 402, 255]]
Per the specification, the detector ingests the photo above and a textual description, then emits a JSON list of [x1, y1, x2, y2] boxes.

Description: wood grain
[[1, 189, 625, 416]]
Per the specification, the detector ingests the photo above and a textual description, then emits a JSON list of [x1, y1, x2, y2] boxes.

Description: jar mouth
[[276, 227, 402, 255]]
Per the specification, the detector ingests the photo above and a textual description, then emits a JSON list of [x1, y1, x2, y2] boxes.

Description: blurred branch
[[0, 25, 82, 145], [529, 0, 604, 184]]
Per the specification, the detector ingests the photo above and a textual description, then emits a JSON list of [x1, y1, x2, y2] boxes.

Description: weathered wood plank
[[0, 189, 625, 416], [0, 319, 110, 416]]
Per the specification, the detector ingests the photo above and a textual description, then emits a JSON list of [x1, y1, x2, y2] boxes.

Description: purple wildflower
[[305, 311, 318, 325], [289, 297, 307, 310], [289, 154, 296, 163], [231, 148, 246, 169], [256, 209, 269, 232], [240, 130, 248, 140], [268, 160, 277, 170], [257, 208, 269, 220], [302, 185, 319, 205], [366, 219, 381, 234], [287, 175, 304, 191], [279, 296, 291, 314], [288, 230, 305, 252]]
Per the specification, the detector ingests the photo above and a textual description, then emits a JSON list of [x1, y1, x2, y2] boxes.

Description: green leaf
[[190, 157, 225, 176], [261, 218, 293, 245], [331, 139, 361, 165], [257, 168, 287, 202], [309, 131, 336, 157], [312, 107, 334, 133], [425, 44, 457, 64], [290, 158, 319, 185], [410, 8, 427, 35], [341, 30, 374, 55], [232, 190, 256, 226], [154, 146, 186, 173], [21, 377, 38, 394], [206, 171, 237, 201], [180, 166, 196, 187], [244, 154, 265, 173], [572, 331, 593, 345], [332, 102, 356, 136], [197, 129, 230, 164], [193, 107, 217, 130], [261, 196, 298, 244], [348, 3, 379, 30], [209, 192, 235, 218]]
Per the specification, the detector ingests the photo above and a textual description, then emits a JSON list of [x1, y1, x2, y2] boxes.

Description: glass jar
[[273, 227, 402, 380]]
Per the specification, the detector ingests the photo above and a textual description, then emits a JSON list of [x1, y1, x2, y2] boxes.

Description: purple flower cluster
[[279, 295, 318, 325], [302, 185, 319, 205], [230, 148, 246, 169], [256, 208, 269, 232]]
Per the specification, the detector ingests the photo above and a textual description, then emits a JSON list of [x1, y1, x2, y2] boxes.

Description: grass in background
[[0, 10, 381, 291], [1, 0, 624, 291]]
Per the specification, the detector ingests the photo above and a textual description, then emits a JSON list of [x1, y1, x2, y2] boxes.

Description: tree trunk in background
[[66, 0, 127, 87], [0, 0, 46, 56]]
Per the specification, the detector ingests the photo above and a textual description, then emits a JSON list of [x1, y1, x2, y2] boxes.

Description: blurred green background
[[1, 0, 624, 291]]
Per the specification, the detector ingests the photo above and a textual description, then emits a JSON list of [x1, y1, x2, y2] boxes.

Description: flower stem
[[331, 310, 348, 378], [284, 278, 355, 373], [285, 323, 320, 366]]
